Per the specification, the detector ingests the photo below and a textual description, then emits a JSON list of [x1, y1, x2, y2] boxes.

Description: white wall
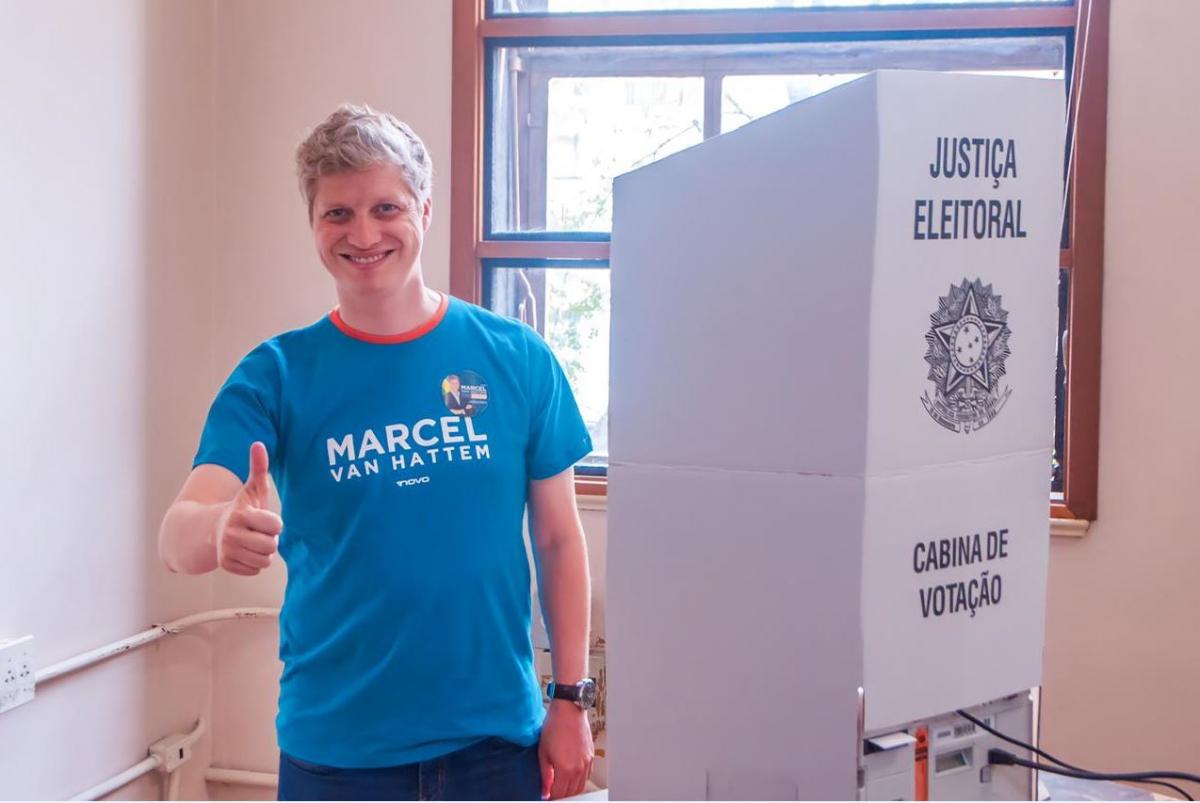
[[1041, 0, 1200, 795], [0, 1, 217, 799]]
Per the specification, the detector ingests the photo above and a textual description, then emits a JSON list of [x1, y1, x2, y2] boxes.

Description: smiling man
[[157, 105, 596, 801]]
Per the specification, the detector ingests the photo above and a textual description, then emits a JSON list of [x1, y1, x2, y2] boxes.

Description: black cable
[[989, 749, 1199, 800], [956, 710, 1193, 800], [989, 748, 1200, 784], [957, 709, 1087, 771]]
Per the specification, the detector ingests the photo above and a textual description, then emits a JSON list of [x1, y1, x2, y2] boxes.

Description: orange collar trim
[[330, 293, 449, 344]]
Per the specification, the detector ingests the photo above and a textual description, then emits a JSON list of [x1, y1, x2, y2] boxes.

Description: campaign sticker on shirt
[[441, 371, 489, 417]]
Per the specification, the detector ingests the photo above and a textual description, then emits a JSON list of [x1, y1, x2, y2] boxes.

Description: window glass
[[486, 264, 611, 470], [488, 36, 1065, 235]]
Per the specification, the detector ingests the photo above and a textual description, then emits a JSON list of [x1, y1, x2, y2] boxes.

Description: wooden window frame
[[451, 0, 1108, 518]]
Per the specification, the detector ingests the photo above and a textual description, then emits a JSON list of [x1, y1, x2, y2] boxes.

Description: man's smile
[[342, 249, 394, 266]]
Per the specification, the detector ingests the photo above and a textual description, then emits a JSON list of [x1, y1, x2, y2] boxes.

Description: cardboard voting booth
[[606, 71, 1064, 799]]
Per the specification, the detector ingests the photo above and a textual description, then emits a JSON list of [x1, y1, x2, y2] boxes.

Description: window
[[452, 0, 1108, 518]]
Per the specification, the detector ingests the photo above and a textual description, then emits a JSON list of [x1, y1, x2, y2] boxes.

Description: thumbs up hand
[[215, 442, 283, 576]]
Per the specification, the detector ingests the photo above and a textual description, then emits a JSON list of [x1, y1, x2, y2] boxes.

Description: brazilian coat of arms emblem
[[921, 278, 1013, 434]]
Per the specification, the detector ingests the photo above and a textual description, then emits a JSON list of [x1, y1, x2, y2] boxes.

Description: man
[[158, 104, 595, 800], [443, 374, 475, 417]]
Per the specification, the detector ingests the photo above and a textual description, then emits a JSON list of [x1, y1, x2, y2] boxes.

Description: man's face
[[311, 163, 432, 295], [448, 376, 460, 394]]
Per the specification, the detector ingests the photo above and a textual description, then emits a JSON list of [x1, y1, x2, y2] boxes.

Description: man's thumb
[[243, 441, 269, 506], [539, 751, 553, 800]]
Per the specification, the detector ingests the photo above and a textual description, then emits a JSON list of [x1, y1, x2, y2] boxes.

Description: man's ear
[[422, 196, 433, 232]]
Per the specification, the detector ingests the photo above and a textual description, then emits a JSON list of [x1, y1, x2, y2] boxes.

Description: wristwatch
[[546, 678, 598, 710]]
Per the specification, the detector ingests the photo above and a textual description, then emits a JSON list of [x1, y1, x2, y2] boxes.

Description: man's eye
[[377, 203, 401, 214], [324, 208, 348, 220]]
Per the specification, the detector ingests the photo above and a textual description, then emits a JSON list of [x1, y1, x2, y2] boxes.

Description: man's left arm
[[529, 467, 594, 801]]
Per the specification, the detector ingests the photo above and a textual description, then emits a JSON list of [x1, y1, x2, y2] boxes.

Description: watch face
[[579, 679, 597, 708]]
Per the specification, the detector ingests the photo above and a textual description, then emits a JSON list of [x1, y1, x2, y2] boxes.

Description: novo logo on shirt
[[395, 475, 431, 488], [325, 415, 491, 483]]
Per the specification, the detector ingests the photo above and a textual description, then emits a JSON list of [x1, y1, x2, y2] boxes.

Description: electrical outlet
[[0, 635, 35, 714]]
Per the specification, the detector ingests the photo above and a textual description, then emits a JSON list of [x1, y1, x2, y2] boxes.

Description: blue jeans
[[277, 737, 543, 801]]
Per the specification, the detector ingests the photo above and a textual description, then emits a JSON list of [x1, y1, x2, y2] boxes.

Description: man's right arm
[[158, 442, 282, 576]]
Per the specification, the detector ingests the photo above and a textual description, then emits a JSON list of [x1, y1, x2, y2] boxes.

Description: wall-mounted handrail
[[205, 767, 278, 788], [42, 609, 607, 801], [70, 756, 161, 802], [36, 607, 280, 685], [32, 609, 277, 799], [71, 719, 206, 801]]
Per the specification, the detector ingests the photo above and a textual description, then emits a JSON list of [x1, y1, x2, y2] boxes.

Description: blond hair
[[295, 103, 432, 217]]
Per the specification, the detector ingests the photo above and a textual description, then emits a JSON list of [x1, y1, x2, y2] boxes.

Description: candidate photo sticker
[[920, 278, 1013, 434], [441, 371, 489, 417]]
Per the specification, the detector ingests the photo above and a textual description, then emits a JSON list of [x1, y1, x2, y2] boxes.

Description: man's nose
[[347, 216, 381, 249]]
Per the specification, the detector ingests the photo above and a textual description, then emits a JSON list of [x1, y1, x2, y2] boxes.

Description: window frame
[[451, 0, 1108, 519]]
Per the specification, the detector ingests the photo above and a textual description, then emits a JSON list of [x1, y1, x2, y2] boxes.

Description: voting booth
[[606, 71, 1064, 799]]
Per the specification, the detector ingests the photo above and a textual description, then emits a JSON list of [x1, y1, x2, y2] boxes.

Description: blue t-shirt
[[193, 295, 592, 768]]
